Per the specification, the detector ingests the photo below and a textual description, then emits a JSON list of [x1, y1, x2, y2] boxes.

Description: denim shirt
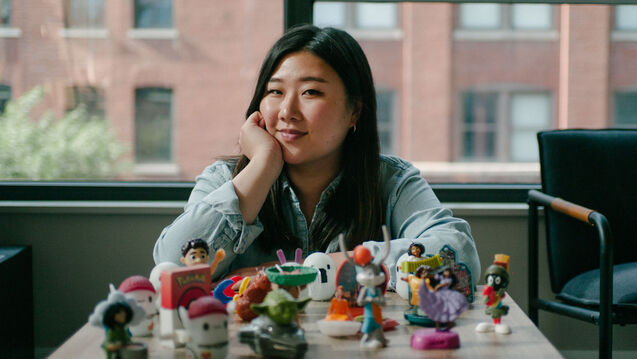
[[153, 155, 480, 289]]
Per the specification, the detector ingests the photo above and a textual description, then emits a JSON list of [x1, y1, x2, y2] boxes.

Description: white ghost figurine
[[395, 252, 410, 300], [304, 252, 336, 301], [118, 275, 158, 337], [178, 296, 229, 359]]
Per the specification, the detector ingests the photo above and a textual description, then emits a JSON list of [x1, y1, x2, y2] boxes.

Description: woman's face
[[260, 51, 357, 169]]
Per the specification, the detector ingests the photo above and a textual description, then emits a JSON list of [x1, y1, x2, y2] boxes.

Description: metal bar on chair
[[528, 197, 539, 325]]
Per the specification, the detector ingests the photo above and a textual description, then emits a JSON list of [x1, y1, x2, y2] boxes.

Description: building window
[[65, 86, 105, 118], [135, 88, 173, 163], [458, 3, 553, 30], [134, 0, 172, 29], [0, 84, 10, 113], [0, 0, 10, 27], [614, 92, 637, 127], [64, 0, 105, 28], [460, 91, 551, 162], [314, 1, 398, 30], [615, 5, 637, 31], [377, 90, 396, 155]]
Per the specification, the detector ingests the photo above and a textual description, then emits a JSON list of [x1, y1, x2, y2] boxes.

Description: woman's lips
[[278, 129, 307, 141]]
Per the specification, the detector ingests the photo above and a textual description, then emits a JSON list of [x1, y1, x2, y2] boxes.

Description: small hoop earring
[[352, 125, 357, 133]]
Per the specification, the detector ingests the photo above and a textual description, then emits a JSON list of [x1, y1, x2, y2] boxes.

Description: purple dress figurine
[[411, 266, 468, 350]]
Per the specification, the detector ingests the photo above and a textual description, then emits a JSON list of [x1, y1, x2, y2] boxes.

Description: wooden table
[[50, 289, 562, 358]]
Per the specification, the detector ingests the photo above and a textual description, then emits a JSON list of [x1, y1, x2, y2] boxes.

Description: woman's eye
[[303, 89, 322, 96], [266, 89, 282, 95]]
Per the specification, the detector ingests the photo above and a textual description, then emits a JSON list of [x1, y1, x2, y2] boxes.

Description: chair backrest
[[538, 129, 637, 293]]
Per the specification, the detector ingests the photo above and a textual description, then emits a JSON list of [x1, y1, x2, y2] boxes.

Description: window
[[314, 1, 398, 30], [0, 0, 9, 27], [134, 0, 172, 29], [65, 86, 105, 118], [377, 90, 397, 155], [615, 5, 637, 31], [64, 0, 105, 28], [458, 3, 553, 30], [614, 92, 637, 127], [135, 88, 173, 163], [461, 91, 551, 162], [0, 84, 9, 113]]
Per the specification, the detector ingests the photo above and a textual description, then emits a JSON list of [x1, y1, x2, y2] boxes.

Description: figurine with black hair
[[180, 238, 226, 278], [476, 254, 511, 334], [88, 287, 146, 359]]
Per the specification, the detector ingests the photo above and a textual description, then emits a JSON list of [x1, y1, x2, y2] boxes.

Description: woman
[[153, 24, 480, 289]]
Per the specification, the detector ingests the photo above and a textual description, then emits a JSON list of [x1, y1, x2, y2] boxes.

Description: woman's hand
[[233, 112, 284, 224], [239, 111, 283, 170]]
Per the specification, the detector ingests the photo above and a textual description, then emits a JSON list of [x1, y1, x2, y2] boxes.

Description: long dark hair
[[234, 24, 383, 252], [103, 303, 133, 328]]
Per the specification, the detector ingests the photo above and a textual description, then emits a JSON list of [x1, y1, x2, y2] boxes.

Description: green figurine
[[89, 286, 146, 359], [239, 289, 311, 358]]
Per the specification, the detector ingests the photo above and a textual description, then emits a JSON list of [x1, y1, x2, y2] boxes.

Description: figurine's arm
[[356, 287, 367, 306]]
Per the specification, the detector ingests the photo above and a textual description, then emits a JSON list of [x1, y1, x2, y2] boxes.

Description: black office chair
[[528, 129, 637, 359]]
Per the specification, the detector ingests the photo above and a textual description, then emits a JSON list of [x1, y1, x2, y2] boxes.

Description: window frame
[[457, 88, 553, 162], [2, 0, 636, 203]]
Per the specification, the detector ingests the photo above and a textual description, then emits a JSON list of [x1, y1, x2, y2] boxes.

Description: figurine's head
[[415, 265, 430, 279], [119, 276, 157, 317], [251, 289, 311, 325], [408, 243, 425, 258], [303, 252, 336, 301], [88, 288, 145, 330], [179, 296, 228, 346], [484, 264, 509, 291], [103, 302, 133, 328], [355, 263, 386, 288], [181, 239, 210, 266]]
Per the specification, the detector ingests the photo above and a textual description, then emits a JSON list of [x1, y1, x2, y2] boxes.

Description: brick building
[[1, 1, 636, 181]]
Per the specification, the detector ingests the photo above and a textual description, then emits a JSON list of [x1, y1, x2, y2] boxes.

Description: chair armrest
[[528, 189, 594, 225], [527, 189, 613, 335]]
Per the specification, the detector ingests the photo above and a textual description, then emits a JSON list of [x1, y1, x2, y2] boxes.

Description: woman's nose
[[279, 94, 300, 122]]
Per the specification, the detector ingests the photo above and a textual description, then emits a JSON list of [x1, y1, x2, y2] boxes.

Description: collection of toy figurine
[[88, 226, 512, 358]]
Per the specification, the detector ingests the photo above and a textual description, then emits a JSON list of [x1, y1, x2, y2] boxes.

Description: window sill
[[346, 28, 403, 41], [0, 27, 22, 38], [59, 28, 109, 39], [414, 161, 540, 184], [453, 29, 559, 41], [611, 31, 637, 41], [128, 28, 179, 39], [134, 163, 180, 177]]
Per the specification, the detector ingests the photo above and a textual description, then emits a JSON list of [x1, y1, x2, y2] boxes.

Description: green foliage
[[0, 86, 129, 179]]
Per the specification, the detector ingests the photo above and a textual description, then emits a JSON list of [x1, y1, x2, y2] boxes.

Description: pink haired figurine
[[119, 275, 158, 337], [178, 296, 229, 359]]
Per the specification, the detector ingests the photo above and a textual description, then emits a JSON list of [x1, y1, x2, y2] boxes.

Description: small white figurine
[[394, 252, 411, 299], [119, 276, 158, 337], [303, 252, 336, 301], [178, 296, 229, 359]]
